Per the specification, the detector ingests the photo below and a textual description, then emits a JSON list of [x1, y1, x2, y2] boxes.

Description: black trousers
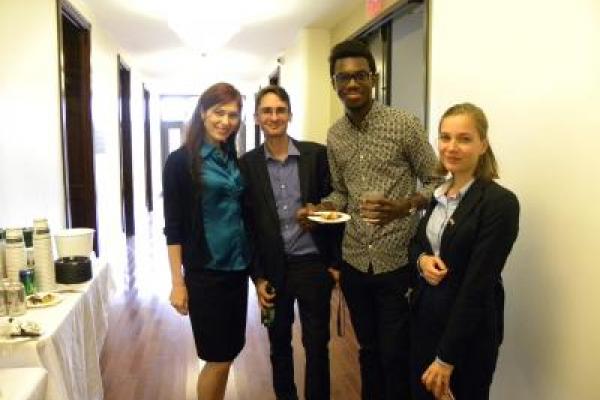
[[340, 261, 412, 400], [268, 256, 333, 400], [410, 305, 499, 400]]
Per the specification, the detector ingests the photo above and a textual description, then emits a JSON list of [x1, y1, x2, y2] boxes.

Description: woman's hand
[[419, 255, 449, 286], [170, 284, 188, 315], [422, 359, 454, 399]]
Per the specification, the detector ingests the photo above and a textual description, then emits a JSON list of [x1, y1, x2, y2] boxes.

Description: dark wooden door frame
[[118, 56, 135, 236], [143, 85, 153, 212], [56, 0, 99, 254]]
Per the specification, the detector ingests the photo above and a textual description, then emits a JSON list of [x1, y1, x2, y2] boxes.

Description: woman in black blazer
[[409, 103, 519, 400], [163, 82, 250, 400]]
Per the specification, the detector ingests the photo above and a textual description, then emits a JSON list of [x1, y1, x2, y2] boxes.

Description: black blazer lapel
[[295, 140, 311, 204], [439, 179, 486, 255], [254, 146, 280, 225]]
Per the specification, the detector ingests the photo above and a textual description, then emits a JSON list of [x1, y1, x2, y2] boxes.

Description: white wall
[[0, 0, 150, 261], [0, 0, 64, 228], [429, 1, 600, 398]]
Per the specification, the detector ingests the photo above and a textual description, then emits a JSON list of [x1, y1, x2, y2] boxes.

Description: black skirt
[[185, 268, 248, 362]]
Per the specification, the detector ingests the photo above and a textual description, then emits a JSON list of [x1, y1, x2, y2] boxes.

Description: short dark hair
[[255, 85, 291, 113], [328, 39, 376, 77]]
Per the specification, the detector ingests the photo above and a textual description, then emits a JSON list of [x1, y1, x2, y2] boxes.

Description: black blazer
[[163, 146, 252, 273], [409, 179, 519, 366], [163, 147, 212, 271], [239, 139, 342, 290]]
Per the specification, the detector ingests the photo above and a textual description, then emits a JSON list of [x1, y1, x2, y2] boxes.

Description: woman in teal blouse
[[163, 82, 250, 400]]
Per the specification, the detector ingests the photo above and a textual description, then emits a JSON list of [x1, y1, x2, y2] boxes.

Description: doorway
[[118, 57, 135, 236], [58, 1, 99, 254], [158, 95, 198, 171]]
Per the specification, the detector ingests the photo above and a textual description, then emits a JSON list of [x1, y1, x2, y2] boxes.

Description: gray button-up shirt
[[324, 101, 441, 273], [265, 140, 319, 256]]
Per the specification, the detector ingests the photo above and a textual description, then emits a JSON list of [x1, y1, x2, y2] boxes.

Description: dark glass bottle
[[261, 284, 276, 328]]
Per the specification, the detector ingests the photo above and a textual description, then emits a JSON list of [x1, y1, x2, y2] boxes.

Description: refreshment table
[[0, 367, 47, 400], [0, 259, 113, 400]]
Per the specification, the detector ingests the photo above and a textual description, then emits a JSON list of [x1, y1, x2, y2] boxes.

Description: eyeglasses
[[333, 71, 373, 86], [258, 106, 289, 116]]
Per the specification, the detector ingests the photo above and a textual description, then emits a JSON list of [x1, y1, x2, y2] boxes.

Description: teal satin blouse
[[200, 143, 249, 271]]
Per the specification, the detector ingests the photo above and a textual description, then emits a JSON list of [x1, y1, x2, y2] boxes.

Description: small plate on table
[[0, 319, 43, 343], [26, 292, 63, 308], [307, 211, 351, 224]]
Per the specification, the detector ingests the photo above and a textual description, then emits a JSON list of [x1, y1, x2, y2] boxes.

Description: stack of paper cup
[[33, 218, 56, 292], [4, 228, 26, 282], [0, 229, 6, 278]]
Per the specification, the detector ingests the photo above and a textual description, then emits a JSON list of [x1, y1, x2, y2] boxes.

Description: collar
[[344, 100, 382, 129], [434, 177, 475, 202], [264, 137, 300, 161], [200, 142, 228, 160]]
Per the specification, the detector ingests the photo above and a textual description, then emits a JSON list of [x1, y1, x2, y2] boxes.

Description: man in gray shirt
[[239, 86, 341, 400], [300, 39, 441, 400]]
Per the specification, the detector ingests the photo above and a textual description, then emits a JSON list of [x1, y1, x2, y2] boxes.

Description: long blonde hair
[[437, 103, 499, 180]]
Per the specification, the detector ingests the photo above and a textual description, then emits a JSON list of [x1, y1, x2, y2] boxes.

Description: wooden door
[[58, 2, 99, 254], [118, 58, 135, 236], [143, 86, 153, 212]]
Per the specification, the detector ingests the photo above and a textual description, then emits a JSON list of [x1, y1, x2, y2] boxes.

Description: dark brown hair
[[255, 85, 291, 113], [438, 102, 499, 180], [185, 82, 242, 191]]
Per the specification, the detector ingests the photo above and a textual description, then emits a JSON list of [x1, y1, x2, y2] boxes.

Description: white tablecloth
[[0, 260, 113, 400], [0, 367, 47, 400]]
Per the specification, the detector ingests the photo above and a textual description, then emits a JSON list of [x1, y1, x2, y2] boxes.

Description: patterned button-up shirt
[[324, 101, 441, 274]]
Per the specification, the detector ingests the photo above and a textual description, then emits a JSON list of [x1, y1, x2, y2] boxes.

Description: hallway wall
[[429, 0, 600, 398], [66, 0, 152, 254], [0, 0, 151, 259], [0, 0, 64, 227], [280, 28, 331, 144]]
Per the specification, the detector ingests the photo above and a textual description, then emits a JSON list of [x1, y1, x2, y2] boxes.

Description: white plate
[[0, 319, 43, 342], [307, 211, 351, 224], [26, 292, 63, 308]]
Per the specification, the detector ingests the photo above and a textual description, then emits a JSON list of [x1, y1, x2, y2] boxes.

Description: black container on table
[[55, 256, 92, 284]]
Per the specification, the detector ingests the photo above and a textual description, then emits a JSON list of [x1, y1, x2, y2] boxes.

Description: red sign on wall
[[366, 0, 384, 18]]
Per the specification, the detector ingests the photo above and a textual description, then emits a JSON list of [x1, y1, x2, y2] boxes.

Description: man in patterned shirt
[[300, 39, 441, 400]]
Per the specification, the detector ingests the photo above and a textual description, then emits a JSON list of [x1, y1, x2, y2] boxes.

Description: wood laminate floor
[[100, 209, 361, 400]]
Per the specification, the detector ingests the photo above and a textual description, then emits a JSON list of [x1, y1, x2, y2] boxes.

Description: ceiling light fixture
[[167, 0, 249, 53]]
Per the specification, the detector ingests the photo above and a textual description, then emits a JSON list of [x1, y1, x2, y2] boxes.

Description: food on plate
[[27, 293, 56, 305], [320, 211, 341, 220], [8, 319, 42, 337]]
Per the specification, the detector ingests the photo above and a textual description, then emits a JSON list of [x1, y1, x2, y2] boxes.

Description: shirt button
[[281, 184, 286, 189], [368, 244, 373, 249], [283, 205, 288, 210]]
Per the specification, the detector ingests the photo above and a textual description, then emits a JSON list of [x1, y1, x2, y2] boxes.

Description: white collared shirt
[[425, 178, 475, 256]]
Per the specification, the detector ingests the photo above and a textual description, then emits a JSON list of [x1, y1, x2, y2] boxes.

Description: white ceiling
[[81, 0, 364, 93]]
